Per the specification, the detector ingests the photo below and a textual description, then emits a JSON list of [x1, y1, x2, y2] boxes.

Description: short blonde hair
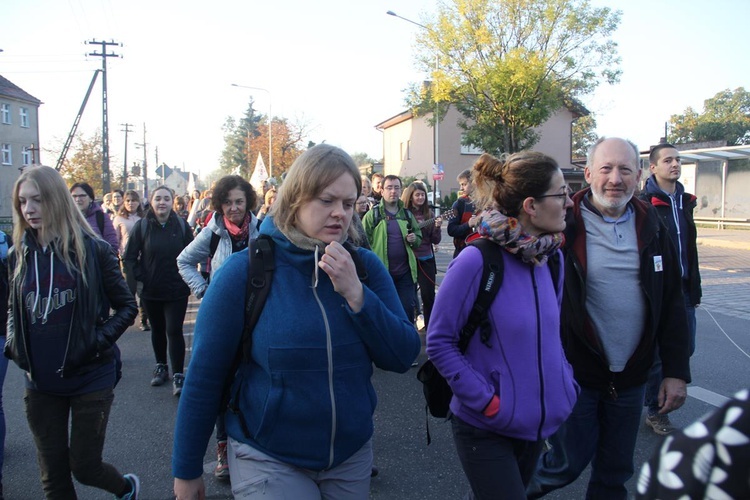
[[273, 144, 361, 241]]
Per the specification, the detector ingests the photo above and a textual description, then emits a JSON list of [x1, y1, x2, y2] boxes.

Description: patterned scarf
[[476, 208, 564, 266], [223, 213, 250, 244]]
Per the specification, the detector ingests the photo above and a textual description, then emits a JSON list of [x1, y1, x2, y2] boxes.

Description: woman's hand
[[174, 477, 205, 500], [319, 241, 364, 313], [435, 216, 443, 228]]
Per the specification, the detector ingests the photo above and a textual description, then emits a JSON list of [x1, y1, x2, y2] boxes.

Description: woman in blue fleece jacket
[[172, 145, 421, 499], [426, 152, 579, 500]]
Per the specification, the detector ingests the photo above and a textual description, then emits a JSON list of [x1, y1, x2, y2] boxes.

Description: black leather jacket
[[5, 232, 137, 380]]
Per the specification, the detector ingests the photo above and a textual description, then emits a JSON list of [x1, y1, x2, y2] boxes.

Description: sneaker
[[150, 364, 169, 386], [139, 321, 150, 331], [172, 373, 185, 396], [214, 441, 230, 479], [117, 473, 140, 500], [645, 413, 675, 435]]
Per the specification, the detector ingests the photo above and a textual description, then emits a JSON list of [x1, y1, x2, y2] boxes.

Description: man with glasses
[[527, 137, 690, 500], [362, 175, 422, 324]]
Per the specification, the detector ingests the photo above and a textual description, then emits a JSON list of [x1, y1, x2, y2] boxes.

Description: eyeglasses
[[536, 187, 572, 202]]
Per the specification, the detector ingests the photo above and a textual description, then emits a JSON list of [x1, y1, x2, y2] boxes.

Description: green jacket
[[362, 200, 422, 283]]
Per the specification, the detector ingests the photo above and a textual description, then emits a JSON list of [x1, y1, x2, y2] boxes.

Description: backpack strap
[[95, 210, 105, 235], [459, 238, 504, 351], [208, 232, 221, 260], [224, 235, 275, 435]]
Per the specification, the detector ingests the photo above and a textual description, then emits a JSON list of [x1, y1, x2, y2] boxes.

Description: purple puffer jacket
[[426, 244, 578, 441], [85, 202, 119, 254]]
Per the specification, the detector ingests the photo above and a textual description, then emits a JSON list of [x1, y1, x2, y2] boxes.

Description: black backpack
[[220, 234, 369, 436], [416, 238, 560, 443]]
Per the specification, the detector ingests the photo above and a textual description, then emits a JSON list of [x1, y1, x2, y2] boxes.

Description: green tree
[[219, 99, 262, 175], [58, 131, 107, 195], [407, 0, 621, 155], [668, 88, 750, 145], [571, 114, 598, 160]]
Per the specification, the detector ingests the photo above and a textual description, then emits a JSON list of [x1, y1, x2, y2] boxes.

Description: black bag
[[416, 238, 505, 443]]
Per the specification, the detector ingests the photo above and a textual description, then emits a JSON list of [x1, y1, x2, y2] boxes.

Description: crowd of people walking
[[1, 138, 745, 500]]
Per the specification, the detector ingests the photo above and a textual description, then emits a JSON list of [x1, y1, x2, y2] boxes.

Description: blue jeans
[[527, 384, 646, 500], [645, 293, 696, 414], [452, 416, 543, 500], [391, 271, 416, 323]]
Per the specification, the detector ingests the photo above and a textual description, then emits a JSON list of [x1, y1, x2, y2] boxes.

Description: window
[[1, 144, 11, 165], [1, 104, 10, 124], [460, 136, 484, 155], [22, 146, 32, 165], [20, 107, 29, 128], [400, 140, 411, 161]]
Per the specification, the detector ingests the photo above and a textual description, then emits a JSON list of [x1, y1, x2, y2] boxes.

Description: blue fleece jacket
[[426, 245, 579, 441], [172, 217, 421, 478]]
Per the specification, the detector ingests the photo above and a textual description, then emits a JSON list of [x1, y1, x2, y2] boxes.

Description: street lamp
[[231, 83, 273, 178], [387, 10, 441, 206]]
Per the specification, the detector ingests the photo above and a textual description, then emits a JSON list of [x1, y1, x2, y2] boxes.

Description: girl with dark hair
[[427, 152, 579, 500], [69, 182, 119, 253], [6, 166, 139, 499], [176, 175, 259, 480], [402, 181, 442, 329], [123, 186, 193, 396]]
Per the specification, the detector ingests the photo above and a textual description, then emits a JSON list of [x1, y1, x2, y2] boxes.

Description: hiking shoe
[[645, 413, 675, 435], [214, 441, 230, 480], [117, 473, 140, 500], [172, 373, 185, 396], [150, 364, 169, 386]]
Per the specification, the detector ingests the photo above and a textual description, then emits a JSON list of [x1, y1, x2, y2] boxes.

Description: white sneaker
[[416, 314, 425, 331]]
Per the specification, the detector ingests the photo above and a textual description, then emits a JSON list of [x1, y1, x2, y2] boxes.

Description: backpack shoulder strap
[[371, 205, 382, 228], [209, 232, 221, 259], [548, 250, 561, 297], [95, 210, 105, 235], [458, 238, 504, 352], [241, 234, 275, 361]]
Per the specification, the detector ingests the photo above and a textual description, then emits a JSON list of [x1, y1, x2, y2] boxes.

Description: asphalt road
[[2, 233, 749, 499]]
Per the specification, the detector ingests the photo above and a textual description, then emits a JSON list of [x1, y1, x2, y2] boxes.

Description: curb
[[696, 238, 750, 251]]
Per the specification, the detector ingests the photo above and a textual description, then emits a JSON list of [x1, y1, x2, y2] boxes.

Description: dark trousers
[[143, 296, 188, 374], [645, 292, 696, 414], [123, 264, 148, 324], [527, 384, 646, 500], [24, 387, 127, 499], [416, 257, 437, 328], [451, 416, 543, 500], [391, 271, 416, 323]]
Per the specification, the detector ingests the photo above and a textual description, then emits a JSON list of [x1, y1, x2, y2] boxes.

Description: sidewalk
[[696, 227, 750, 250]]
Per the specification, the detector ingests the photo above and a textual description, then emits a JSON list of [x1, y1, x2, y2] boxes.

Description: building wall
[[381, 106, 577, 197], [0, 97, 40, 219]]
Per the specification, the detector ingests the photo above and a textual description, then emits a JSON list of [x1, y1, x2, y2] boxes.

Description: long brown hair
[[12, 166, 97, 285], [401, 181, 432, 219]]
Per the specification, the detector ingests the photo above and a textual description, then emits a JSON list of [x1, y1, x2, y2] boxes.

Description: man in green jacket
[[362, 175, 422, 323]]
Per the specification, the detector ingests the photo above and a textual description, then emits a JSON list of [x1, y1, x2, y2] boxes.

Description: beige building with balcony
[[0, 75, 42, 220], [375, 104, 587, 198]]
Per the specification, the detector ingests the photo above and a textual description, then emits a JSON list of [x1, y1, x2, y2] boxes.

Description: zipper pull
[[607, 382, 618, 401]]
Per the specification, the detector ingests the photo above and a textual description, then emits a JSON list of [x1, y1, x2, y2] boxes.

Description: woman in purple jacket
[[426, 152, 579, 500], [70, 182, 119, 254]]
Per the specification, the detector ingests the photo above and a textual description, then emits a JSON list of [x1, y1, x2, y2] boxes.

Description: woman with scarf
[[6, 166, 139, 499], [172, 145, 420, 499], [176, 174, 259, 480], [426, 152, 579, 500]]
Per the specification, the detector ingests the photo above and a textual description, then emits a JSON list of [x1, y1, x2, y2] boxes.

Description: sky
[[1, 0, 748, 181]]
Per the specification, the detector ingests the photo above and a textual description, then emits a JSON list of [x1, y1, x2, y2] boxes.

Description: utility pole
[[87, 39, 121, 194], [135, 123, 148, 200], [121, 123, 133, 190]]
